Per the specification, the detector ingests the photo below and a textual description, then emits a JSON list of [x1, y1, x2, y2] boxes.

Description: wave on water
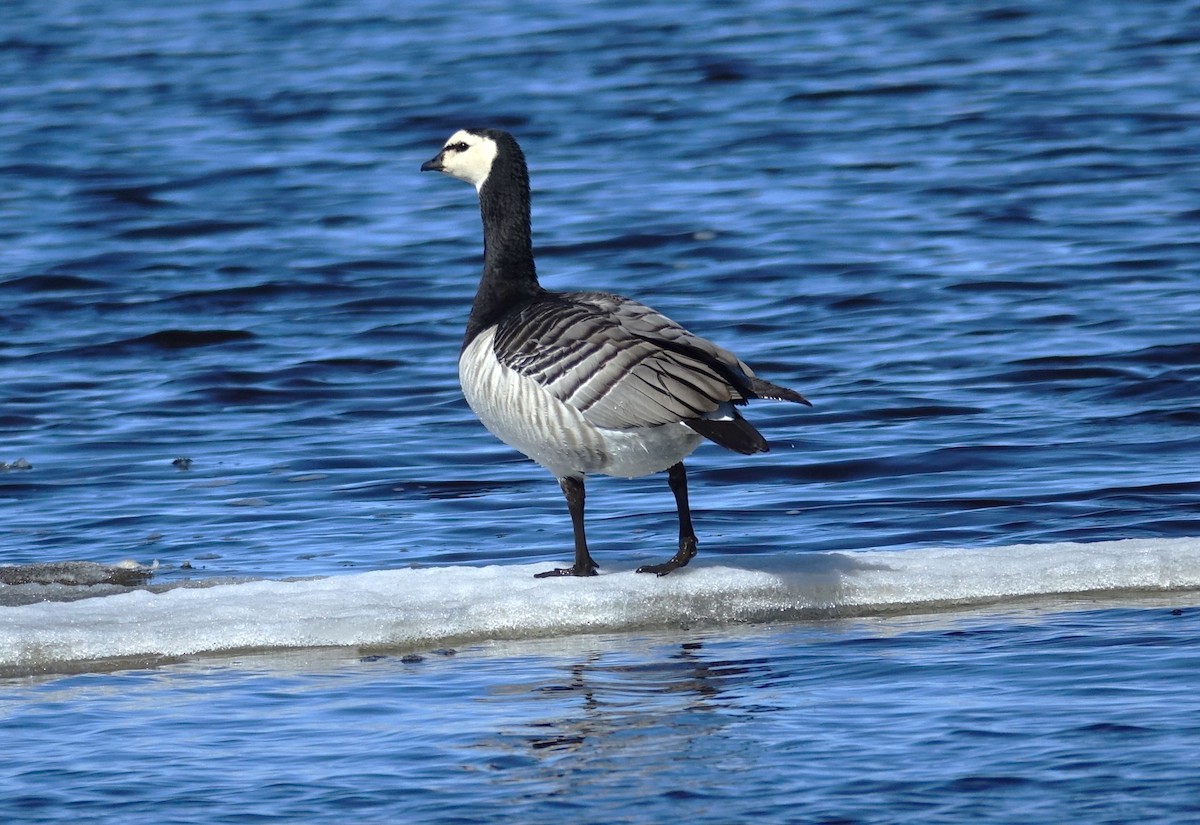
[[3, 538, 1198, 676]]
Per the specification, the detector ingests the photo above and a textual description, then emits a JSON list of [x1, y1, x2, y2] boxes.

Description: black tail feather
[[685, 415, 769, 455]]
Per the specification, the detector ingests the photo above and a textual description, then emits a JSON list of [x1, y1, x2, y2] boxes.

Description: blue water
[[3, 0, 1200, 821]]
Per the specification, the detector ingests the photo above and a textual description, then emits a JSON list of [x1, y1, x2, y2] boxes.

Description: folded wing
[[492, 292, 808, 454]]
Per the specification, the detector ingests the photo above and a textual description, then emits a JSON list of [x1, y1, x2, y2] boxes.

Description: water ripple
[[3, 0, 1200, 820]]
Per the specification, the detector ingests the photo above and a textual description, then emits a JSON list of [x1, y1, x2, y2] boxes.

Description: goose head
[[421, 129, 500, 192]]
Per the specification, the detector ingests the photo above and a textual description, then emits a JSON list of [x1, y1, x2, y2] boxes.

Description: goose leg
[[637, 462, 699, 576], [535, 475, 599, 578]]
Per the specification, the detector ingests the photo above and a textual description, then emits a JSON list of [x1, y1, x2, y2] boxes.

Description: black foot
[[636, 538, 698, 577], [534, 562, 599, 579]]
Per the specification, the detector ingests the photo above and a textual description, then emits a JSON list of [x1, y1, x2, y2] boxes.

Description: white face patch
[[431, 129, 498, 192]]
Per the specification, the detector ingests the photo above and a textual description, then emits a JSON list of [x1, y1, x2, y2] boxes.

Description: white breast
[[459, 328, 703, 479]]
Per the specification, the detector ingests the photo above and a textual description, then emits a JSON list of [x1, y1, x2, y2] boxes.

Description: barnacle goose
[[421, 128, 811, 578]]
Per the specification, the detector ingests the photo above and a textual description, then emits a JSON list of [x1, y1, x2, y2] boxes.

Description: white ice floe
[[3, 537, 1198, 672]]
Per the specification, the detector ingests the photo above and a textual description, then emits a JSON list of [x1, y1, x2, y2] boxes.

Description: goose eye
[[448, 141, 470, 153]]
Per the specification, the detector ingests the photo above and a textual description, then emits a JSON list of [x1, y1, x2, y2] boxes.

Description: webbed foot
[[534, 562, 599, 579], [636, 537, 698, 577]]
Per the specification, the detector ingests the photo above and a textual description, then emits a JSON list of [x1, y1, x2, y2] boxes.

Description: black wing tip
[[748, 376, 813, 407], [771, 389, 813, 407]]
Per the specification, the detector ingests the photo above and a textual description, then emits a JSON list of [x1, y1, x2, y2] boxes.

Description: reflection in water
[[480, 639, 779, 797]]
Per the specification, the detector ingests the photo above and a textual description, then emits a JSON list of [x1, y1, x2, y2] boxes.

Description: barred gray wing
[[492, 292, 755, 430]]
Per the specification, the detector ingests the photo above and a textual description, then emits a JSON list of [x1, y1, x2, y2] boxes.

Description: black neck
[[463, 140, 542, 346]]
